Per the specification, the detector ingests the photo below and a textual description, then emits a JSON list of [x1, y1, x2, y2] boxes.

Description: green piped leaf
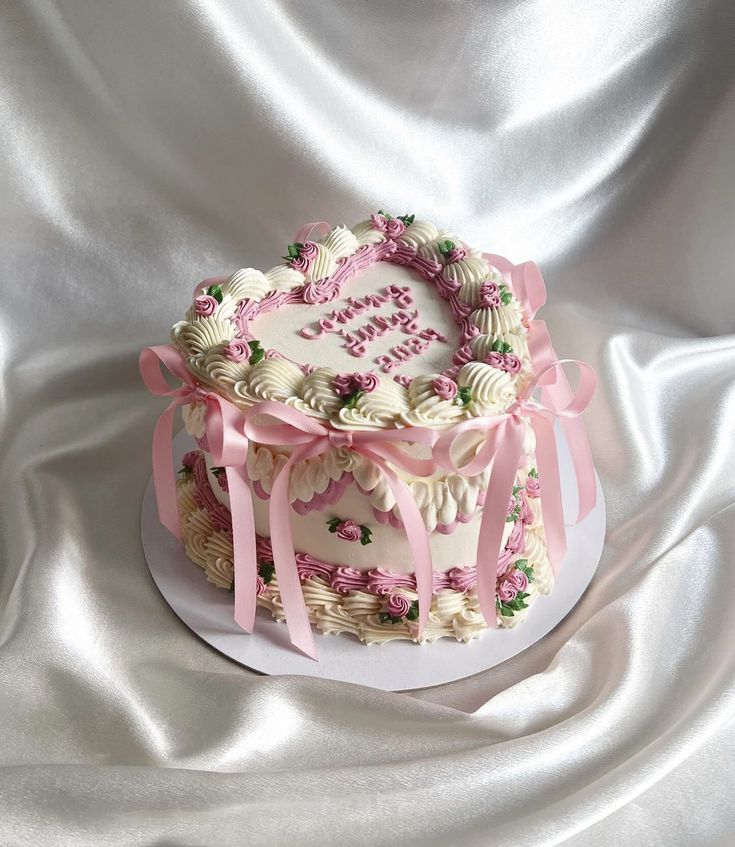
[[455, 386, 472, 407], [343, 389, 364, 410], [378, 612, 402, 624], [326, 518, 341, 533], [437, 239, 455, 257], [397, 213, 415, 226], [377, 209, 393, 220], [260, 561, 275, 584], [249, 347, 265, 365], [206, 283, 223, 303], [359, 525, 373, 546], [405, 600, 420, 621], [210, 467, 225, 477], [528, 468, 538, 478]]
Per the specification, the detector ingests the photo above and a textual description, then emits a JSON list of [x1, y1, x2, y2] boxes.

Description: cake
[[140, 212, 596, 659]]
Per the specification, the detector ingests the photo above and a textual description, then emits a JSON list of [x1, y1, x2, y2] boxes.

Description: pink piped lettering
[[376, 355, 398, 373], [392, 344, 412, 362], [419, 327, 447, 343], [408, 337, 429, 354]]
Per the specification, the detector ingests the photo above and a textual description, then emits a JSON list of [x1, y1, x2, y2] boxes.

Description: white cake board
[[142, 428, 605, 691]]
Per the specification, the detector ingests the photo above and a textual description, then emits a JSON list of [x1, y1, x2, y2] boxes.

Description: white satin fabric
[[2, 2, 734, 844]]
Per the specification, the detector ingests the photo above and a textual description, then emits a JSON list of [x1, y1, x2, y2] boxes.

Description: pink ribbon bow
[[237, 402, 441, 660], [139, 345, 259, 635], [139, 345, 212, 540], [433, 358, 596, 629]]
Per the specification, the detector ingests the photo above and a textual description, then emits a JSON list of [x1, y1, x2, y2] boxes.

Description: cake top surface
[[171, 213, 533, 431]]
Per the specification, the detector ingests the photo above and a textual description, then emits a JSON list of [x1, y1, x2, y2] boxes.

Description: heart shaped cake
[[142, 212, 596, 659]]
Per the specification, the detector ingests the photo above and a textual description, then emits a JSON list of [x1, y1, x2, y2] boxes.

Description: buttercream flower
[[194, 294, 218, 317], [335, 519, 362, 542], [255, 575, 266, 597], [432, 375, 458, 402], [384, 592, 412, 618], [385, 218, 406, 238], [352, 371, 379, 393], [181, 451, 200, 469], [299, 241, 319, 260], [393, 374, 413, 389], [216, 472, 229, 492], [332, 372, 355, 396], [497, 580, 519, 604], [480, 280, 501, 308], [290, 253, 311, 273], [485, 351, 506, 369], [505, 569, 529, 594], [370, 213, 389, 231], [447, 246, 468, 263], [525, 476, 541, 498], [223, 339, 251, 362], [502, 353, 522, 374]]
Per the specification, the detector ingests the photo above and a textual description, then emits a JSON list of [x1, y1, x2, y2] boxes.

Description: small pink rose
[[352, 371, 379, 393], [506, 569, 529, 593], [447, 246, 468, 263], [194, 294, 218, 317], [290, 253, 311, 273], [332, 372, 356, 396], [385, 592, 412, 618], [223, 339, 251, 362], [299, 241, 319, 259], [526, 476, 541, 498], [481, 293, 501, 309], [182, 450, 199, 467], [385, 218, 406, 238], [480, 280, 501, 308], [336, 519, 362, 542], [370, 213, 389, 232], [217, 473, 229, 492], [486, 351, 505, 369], [393, 374, 413, 389], [432, 375, 458, 402], [502, 354, 522, 374], [497, 580, 518, 603]]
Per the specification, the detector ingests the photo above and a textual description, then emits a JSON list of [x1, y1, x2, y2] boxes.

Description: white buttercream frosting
[[457, 362, 516, 414]]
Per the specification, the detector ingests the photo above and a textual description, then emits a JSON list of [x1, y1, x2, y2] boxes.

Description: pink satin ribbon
[[293, 221, 331, 243], [433, 359, 596, 628], [139, 345, 259, 636], [239, 402, 440, 659], [139, 345, 209, 540]]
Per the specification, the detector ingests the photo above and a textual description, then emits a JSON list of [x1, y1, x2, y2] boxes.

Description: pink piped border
[[182, 450, 533, 597], [230, 231, 489, 381]]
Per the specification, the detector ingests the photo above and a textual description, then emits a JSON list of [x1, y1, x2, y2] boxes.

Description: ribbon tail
[[528, 321, 596, 522], [554, 408, 597, 523], [269, 452, 318, 661], [475, 422, 524, 628], [365, 453, 433, 640], [532, 415, 567, 574], [151, 400, 182, 540], [227, 464, 258, 633], [293, 221, 331, 243]]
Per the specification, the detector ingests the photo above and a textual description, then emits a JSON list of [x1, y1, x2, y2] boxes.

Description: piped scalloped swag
[[171, 213, 532, 430]]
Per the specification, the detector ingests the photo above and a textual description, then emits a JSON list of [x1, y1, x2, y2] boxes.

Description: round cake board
[[142, 428, 605, 692]]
